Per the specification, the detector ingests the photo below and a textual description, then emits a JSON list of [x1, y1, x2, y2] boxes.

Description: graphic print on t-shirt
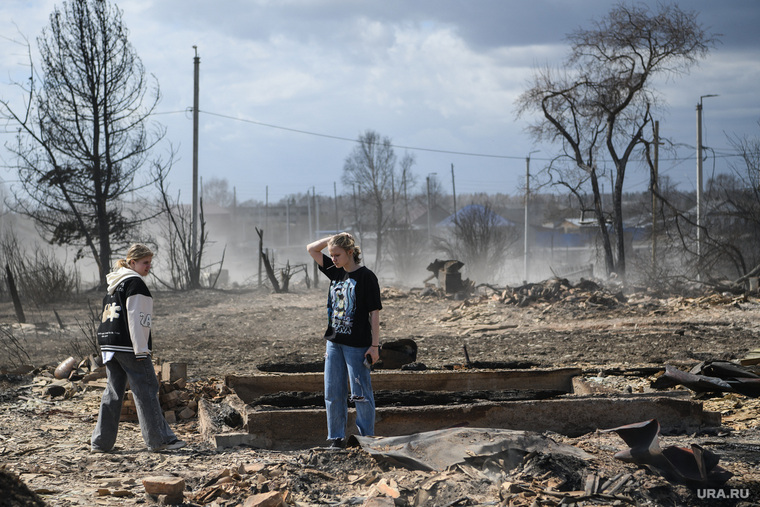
[[329, 277, 356, 335]]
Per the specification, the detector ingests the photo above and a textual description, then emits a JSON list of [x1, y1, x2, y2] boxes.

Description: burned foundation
[[200, 366, 721, 451]]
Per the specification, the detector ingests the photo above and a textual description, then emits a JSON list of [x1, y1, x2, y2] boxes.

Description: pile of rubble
[[136, 436, 720, 506], [440, 277, 759, 316], [3, 280, 760, 506], [2, 359, 760, 506], [8, 356, 202, 424], [490, 278, 624, 309]]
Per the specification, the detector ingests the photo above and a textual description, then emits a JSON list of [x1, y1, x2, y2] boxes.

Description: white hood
[[106, 267, 142, 294]]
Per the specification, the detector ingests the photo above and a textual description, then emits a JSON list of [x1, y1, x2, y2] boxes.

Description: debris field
[[1, 277, 760, 506]]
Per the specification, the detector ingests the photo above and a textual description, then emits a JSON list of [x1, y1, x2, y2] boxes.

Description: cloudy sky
[[1, 0, 759, 205]]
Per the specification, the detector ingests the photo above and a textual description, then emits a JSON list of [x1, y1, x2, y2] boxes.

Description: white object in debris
[[54, 356, 77, 379]]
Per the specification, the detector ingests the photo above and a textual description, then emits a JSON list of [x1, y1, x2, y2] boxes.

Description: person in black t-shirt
[[307, 233, 382, 448]]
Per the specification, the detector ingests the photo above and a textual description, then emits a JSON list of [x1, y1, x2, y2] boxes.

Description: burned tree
[[639, 122, 760, 288], [343, 130, 412, 271], [152, 161, 217, 290], [435, 202, 519, 283], [386, 153, 424, 281], [701, 124, 760, 285], [517, 3, 717, 278], [0, 0, 167, 289]]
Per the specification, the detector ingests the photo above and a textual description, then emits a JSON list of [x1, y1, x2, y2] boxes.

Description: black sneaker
[[328, 438, 344, 449]]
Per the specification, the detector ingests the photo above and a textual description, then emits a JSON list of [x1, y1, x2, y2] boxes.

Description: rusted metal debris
[[426, 259, 470, 294], [652, 361, 760, 397], [602, 418, 733, 488], [349, 427, 592, 472]]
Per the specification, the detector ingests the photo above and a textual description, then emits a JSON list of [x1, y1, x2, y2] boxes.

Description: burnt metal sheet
[[348, 427, 592, 472], [653, 364, 760, 397], [602, 419, 733, 487], [696, 360, 760, 379]]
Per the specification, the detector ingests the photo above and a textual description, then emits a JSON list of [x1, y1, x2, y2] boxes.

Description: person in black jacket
[[307, 233, 382, 448], [91, 243, 186, 453]]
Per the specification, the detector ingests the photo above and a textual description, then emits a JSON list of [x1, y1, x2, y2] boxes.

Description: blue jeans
[[324, 340, 375, 440], [91, 352, 178, 451]]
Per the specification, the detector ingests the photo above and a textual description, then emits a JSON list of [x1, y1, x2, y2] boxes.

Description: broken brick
[[142, 476, 185, 497]]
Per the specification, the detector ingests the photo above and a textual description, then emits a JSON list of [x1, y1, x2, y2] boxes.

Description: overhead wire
[[159, 108, 750, 165], [197, 109, 528, 160]]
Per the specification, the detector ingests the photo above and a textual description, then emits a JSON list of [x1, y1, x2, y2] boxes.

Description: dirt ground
[[1, 278, 760, 506]]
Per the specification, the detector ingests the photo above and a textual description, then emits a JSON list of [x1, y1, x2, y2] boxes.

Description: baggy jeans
[[91, 352, 178, 451], [324, 340, 375, 440]]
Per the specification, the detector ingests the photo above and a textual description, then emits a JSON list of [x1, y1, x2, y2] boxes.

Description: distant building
[[436, 204, 516, 228], [409, 203, 452, 233]]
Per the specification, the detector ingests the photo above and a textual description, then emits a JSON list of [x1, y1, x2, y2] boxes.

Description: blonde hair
[[328, 232, 361, 264], [114, 243, 154, 270]]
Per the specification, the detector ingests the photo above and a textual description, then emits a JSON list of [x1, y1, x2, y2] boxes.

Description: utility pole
[[652, 121, 659, 269], [334, 182, 339, 233], [451, 164, 457, 225], [696, 94, 718, 280], [315, 187, 320, 238], [352, 184, 363, 244], [307, 187, 313, 241], [308, 187, 318, 288], [403, 169, 410, 226], [427, 176, 431, 242], [426, 174, 437, 243], [390, 171, 396, 228], [191, 46, 200, 277], [524, 151, 538, 283]]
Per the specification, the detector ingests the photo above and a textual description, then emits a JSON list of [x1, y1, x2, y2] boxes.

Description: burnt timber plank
[[239, 395, 720, 450], [226, 368, 581, 404]]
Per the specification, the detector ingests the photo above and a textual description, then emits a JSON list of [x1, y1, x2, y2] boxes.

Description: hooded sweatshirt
[[97, 267, 153, 359]]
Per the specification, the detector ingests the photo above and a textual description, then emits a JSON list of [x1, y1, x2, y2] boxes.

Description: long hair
[[328, 233, 362, 264], [114, 243, 154, 271]]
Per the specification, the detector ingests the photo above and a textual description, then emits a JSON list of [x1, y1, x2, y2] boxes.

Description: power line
[[177, 109, 753, 163], [198, 109, 528, 160]]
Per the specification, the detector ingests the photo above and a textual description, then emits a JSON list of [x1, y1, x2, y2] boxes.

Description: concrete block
[[160, 390, 181, 405], [161, 362, 187, 383], [213, 432, 258, 450]]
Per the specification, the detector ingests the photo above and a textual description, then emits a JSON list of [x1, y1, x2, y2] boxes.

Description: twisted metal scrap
[[601, 419, 733, 488], [652, 363, 760, 397]]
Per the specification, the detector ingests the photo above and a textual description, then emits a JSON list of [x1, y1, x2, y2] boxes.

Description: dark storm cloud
[[158, 1, 760, 49]]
